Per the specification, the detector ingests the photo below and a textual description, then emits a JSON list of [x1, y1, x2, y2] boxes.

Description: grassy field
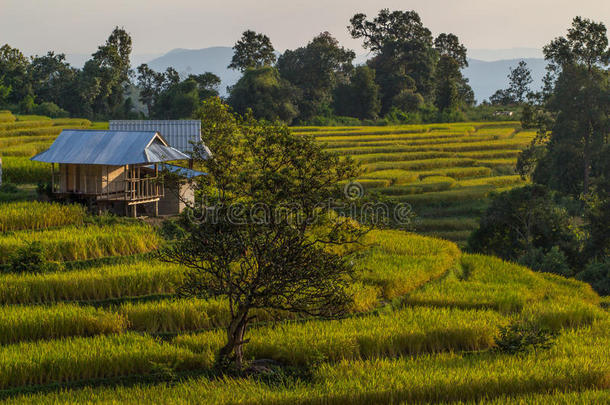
[[0, 111, 608, 403], [0, 198, 607, 402], [0, 201, 86, 232]]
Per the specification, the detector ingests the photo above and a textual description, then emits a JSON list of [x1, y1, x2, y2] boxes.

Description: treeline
[[223, 10, 474, 125], [0, 9, 484, 123], [0, 28, 137, 119], [0, 26, 222, 120], [468, 17, 610, 295]]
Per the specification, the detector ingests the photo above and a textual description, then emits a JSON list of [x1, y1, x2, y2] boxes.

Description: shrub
[[159, 218, 186, 240], [494, 321, 557, 354], [33, 102, 69, 118], [7, 242, 61, 273], [0, 182, 18, 193], [577, 261, 610, 296], [518, 246, 573, 277]]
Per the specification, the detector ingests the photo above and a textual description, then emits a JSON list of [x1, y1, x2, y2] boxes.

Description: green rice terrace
[[0, 111, 608, 403], [293, 122, 533, 246]]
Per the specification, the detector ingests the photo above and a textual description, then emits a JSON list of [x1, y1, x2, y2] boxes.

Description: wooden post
[[131, 204, 137, 218], [154, 200, 159, 217], [124, 165, 128, 201], [137, 166, 140, 199], [131, 166, 135, 200], [51, 163, 55, 192]]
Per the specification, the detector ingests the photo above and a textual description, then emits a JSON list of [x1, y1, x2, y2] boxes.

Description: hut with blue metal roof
[[31, 128, 206, 217]]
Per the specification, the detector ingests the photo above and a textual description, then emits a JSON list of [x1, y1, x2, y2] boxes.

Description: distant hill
[[464, 58, 548, 103], [74, 46, 546, 102], [467, 47, 543, 61], [65, 53, 164, 69]]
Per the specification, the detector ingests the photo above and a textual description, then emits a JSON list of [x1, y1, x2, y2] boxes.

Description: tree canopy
[[348, 9, 472, 117], [136, 65, 220, 119], [277, 32, 355, 120], [349, 9, 437, 113], [333, 66, 381, 120], [468, 185, 579, 267], [490, 60, 533, 105], [522, 17, 610, 196], [228, 66, 299, 123], [228, 30, 277, 72]]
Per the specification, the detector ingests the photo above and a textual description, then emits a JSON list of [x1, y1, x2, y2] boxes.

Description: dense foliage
[[0, 10, 534, 124], [228, 30, 277, 72], [224, 9, 477, 124], [468, 185, 579, 269], [471, 17, 610, 295], [0, 28, 221, 120], [227, 67, 298, 123]]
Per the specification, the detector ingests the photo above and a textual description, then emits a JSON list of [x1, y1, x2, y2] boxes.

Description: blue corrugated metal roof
[[147, 164, 207, 179], [110, 120, 203, 154], [31, 130, 190, 165]]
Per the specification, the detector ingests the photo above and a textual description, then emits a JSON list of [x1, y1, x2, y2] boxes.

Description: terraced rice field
[[0, 112, 91, 185], [292, 122, 534, 246], [1, 111, 528, 245], [0, 196, 608, 403], [1, 113, 607, 403]]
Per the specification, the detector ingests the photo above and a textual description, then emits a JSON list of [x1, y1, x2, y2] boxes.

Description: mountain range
[[67, 47, 548, 103]]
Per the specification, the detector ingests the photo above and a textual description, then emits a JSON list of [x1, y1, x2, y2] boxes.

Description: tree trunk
[[583, 124, 592, 196], [217, 308, 249, 369], [583, 146, 591, 196]]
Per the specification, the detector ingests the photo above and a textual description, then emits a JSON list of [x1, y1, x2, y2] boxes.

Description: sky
[[1, 0, 609, 59]]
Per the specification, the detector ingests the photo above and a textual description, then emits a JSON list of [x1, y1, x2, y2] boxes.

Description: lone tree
[[489, 60, 532, 105], [159, 98, 365, 370], [228, 30, 276, 72], [508, 61, 533, 103], [136, 63, 166, 116], [433, 33, 473, 111]]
